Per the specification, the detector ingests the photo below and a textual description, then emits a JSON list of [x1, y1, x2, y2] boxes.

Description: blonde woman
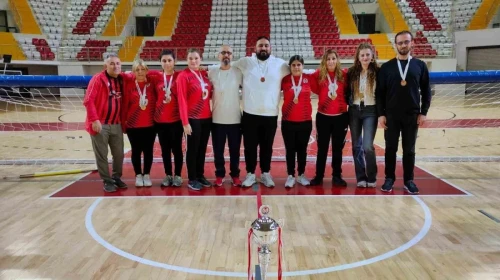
[[121, 59, 157, 187], [346, 43, 380, 188], [310, 49, 349, 186]]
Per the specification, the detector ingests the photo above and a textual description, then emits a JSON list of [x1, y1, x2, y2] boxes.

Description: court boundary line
[[42, 148, 131, 199], [50, 194, 469, 200], [43, 171, 94, 199], [85, 196, 432, 277], [415, 165, 474, 197]]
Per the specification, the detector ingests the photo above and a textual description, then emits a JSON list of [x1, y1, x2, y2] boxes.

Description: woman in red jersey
[[309, 49, 349, 186], [121, 59, 157, 187], [176, 48, 213, 191], [280, 55, 318, 188], [152, 49, 184, 188]]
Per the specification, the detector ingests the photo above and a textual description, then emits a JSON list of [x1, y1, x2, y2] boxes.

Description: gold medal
[[293, 97, 298, 104], [401, 80, 407, 86]]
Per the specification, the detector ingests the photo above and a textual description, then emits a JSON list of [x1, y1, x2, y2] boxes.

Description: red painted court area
[[50, 161, 467, 197], [50, 127, 467, 197]]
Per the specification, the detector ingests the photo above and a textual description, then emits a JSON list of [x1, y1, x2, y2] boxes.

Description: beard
[[256, 50, 270, 61], [398, 47, 410, 56], [222, 58, 230, 66]]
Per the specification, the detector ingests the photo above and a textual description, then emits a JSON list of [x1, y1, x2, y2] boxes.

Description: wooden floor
[[1, 91, 500, 279]]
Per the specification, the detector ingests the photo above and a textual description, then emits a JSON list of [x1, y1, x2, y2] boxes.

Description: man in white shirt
[[208, 45, 244, 187], [231, 36, 290, 187]]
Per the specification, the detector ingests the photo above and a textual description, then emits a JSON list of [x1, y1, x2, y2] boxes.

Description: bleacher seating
[[10, 0, 473, 62], [29, 0, 63, 40], [16, 36, 56, 60], [348, 0, 376, 2], [269, 0, 314, 59], [454, 0, 482, 30], [136, 0, 165, 5], [246, 0, 271, 55], [204, 0, 248, 60], [396, 0, 453, 57], [140, 0, 212, 61], [66, 0, 117, 36]]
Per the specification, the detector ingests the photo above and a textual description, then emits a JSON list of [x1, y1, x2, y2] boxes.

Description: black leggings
[[126, 126, 156, 175], [314, 112, 349, 178], [186, 118, 212, 181], [281, 120, 312, 176], [156, 121, 184, 176]]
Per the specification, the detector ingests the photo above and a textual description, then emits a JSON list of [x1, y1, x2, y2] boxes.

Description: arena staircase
[[467, 0, 500, 30], [118, 36, 144, 62], [154, 0, 182, 36], [7, 0, 42, 34], [329, 0, 358, 34], [377, 0, 409, 32], [0, 32, 26, 60], [103, 0, 137, 36], [369, 34, 395, 59]]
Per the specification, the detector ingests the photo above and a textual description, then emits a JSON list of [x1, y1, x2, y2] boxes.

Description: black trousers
[[126, 126, 156, 175], [186, 118, 212, 181], [156, 121, 184, 176], [212, 123, 241, 178], [241, 112, 278, 174], [281, 120, 312, 176], [314, 112, 349, 178], [384, 113, 419, 182]]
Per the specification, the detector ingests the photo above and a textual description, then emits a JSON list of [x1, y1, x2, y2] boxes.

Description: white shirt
[[353, 72, 376, 106], [232, 54, 290, 116], [208, 67, 243, 124]]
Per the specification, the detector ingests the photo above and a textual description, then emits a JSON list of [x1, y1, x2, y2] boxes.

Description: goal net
[[0, 70, 499, 180]]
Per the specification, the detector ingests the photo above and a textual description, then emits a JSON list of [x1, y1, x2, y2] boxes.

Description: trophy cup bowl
[[251, 216, 280, 246], [250, 205, 281, 280]]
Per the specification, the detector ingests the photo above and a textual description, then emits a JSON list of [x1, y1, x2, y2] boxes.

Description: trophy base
[[255, 264, 262, 280]]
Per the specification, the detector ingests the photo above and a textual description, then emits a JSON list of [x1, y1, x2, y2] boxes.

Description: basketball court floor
[[1, 94, 500, 279]]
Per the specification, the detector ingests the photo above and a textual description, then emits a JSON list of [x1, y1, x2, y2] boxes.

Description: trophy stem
[[258, 245, 271, 280]]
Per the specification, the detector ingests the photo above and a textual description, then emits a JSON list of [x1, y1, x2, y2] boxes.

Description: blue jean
[[349, 105, 378, 183]]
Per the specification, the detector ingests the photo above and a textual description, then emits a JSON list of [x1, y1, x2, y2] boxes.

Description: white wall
[[454, 29, 500, 70]]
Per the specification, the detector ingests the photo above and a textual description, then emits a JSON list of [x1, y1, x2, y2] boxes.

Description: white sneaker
[[242, 173, 256, 188], [143, 174, 152, 187], [135, 174, 144, 187], [367, 181, 376, 188], [357, 180, 367, 188], [285, 175, 295, 188], [296, 174, 310, 186], [260, 172, 275, 188]]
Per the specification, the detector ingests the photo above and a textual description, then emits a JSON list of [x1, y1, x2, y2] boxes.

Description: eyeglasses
[[220, 51, 232, 55], [396, 40, 411, 46]]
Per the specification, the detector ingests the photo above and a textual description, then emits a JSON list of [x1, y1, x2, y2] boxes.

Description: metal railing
[[485, 0, 500, 27], [377, 0, 396, 32], [8, 0, 25, 33]]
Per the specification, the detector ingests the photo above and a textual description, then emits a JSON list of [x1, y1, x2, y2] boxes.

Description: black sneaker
[[113, 177, 128, 189], [103, 181, 117, 193], [332, 176, 347, 186], [404, 180, 419, 194], [309, 177, 323, 186], [381, 178, 394, 192], [188, 180, 203, 191], [197, 176, 212, 187]]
